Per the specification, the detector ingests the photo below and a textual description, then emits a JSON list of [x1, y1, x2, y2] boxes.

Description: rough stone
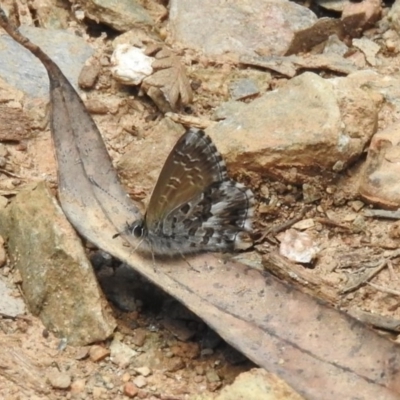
[[0, 276, 26, 317], [207, 71, 381, 182], [0, 26, 94, 99], [215, 368, 304, 400], [79, 0, 153, 31], [169, 0, 317, 57], [0, 182, 116, 345]]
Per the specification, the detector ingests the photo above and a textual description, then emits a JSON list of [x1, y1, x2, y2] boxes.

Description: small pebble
[[124, 382, 139, 398], [303, 183, 322, 203], [133, 376, 147, 388], [135, 367, 151, 377], [70, 379, 86, 394], [0, 196, 8, 209], [205, 369, 220, 383], [349, 200, 365, 212], [132, 328, 147, 347], [292, 218, 315, 230], [46, 368, 71, 389], [89, 345, 110, 362], [0, 245, 7, 268], [78, 62, 101, 89], [0, 144, 8, 157], [92, 387, 107, 399], [75, 347, 90, 360], [165, 356, 185, 372], [193, 375, 204, 383], [200, 348, 214, 357], [121, 372, 131, 383]]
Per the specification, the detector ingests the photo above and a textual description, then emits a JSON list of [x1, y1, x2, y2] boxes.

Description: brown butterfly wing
[[145, 128, 228, 228]]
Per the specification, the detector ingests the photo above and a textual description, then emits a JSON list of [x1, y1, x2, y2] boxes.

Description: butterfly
[[127, 128, 254, 256]]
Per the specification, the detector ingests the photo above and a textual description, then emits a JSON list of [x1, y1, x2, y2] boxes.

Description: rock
[[316, 0, 349, 12], [353, 37, 381, 66], [70, 378, 86, 394], [30, 0, 70, 29], [0, 182, 116, 345], [229, 78, 260, 100], [207, 72, 380, 182], [46, 367, 71, 389], [388, 0, 400, 35], [342, 0, 382, 37], [278, 229, 319, 264], [89, 345, 111, 362], [78, 61, 101, 89], [165, 356, 185, 372], [169, 0, 317, 57], [0, 26, 94, 99], [110, 338, 138, 367], [0, 276, 26, 317], [323, 34, 349, 57], [302, 183, 323, 203], [134, 366, 151, 377], [124, 382, 139, 398], [359, 121, 400, 208], [79, 0, 153, 31], [0, 235, 7, 267], [131, 328, 147, 347], [389, 221, 400, 239], [206, 369, 220, 383], [111, 44, 154, 85], [241, 52, 357, 78], [292, 219, 315, 230], [215, 368, 304, 400], [349, 200, 365, 212], [133, 375, 147, 388], [117, 118, 185, 195], [285, 17, 345, 55]]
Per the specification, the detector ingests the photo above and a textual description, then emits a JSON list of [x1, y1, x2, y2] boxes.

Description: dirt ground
[[3, 0, 400, 399]]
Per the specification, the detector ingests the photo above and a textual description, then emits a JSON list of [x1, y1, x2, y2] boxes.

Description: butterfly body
[[129, 128, 254, 256]]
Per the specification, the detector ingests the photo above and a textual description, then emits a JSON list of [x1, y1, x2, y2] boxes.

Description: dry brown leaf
[[143, 47, 193, 109]]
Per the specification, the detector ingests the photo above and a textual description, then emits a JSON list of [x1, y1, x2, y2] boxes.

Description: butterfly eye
[[130, 221, 146, 238]]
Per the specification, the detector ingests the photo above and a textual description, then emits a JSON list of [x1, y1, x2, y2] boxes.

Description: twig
[[341, 260, 388, 294], [367, 282, 400, 297], [257, 206, 311, 243], [341, 248, 400, 294], [364, 209, 400, 219], [314, 217, 353, 231]]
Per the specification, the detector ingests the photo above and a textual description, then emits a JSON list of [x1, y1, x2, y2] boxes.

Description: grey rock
[[169, 0, 317, 57], [323, 34, 349, 57], [0, 277, 26, 317], [0, 182, 116, 345], [80, 0, 153, 31], [388, 0, 400, 34], [316, 0, 349, 12], [213, 101, 247, 121], [353, 37, 381, 66], [31, 0, 70, 29], [0, 26, 94, 99], [110, 337, 138, 367], [229, 78, 260, 100], [207, 72, 380, 182]]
